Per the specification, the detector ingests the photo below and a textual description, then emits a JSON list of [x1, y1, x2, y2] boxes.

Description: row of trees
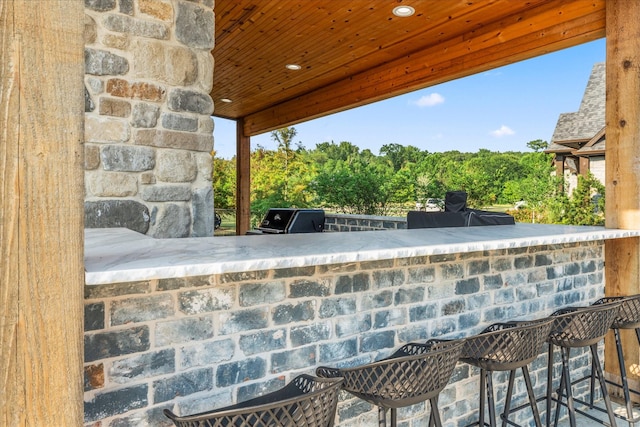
[[213, 127, 605, 226]]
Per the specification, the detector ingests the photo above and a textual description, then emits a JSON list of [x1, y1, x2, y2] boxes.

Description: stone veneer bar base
[[83, 239, 606, 426]]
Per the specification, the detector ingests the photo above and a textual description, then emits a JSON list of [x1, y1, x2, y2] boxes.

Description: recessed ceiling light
[[220, 98, 232, 103], [285, 64, 302, 70], [392, 5, 415, 17]]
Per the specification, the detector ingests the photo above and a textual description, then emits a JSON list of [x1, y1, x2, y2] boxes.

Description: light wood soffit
[[211, 0, 605, 136]]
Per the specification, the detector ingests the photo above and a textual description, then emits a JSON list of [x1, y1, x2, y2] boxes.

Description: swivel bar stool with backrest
[[163, 374, 343, 427], [460, 317, 555, 427], [316, 339, 464, 427], [581, 294, 640, 426], [545, 301, 622, 427]]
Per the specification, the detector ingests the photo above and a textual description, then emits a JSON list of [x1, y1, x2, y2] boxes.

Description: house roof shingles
[[549, 62, 605, 147]]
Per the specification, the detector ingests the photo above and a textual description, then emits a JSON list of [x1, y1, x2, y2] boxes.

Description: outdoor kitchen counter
[[84, 224, 640, 285]]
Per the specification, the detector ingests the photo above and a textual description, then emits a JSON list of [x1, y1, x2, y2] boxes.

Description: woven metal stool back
[[163, 374, 343, 427], [593, 294, 640, 329], [316, 339, 464, 409], [460, 318, 554, 371], [548, 301, 622, 348]]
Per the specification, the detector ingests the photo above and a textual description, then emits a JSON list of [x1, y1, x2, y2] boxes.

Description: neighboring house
[[546, 62, 605, 195]]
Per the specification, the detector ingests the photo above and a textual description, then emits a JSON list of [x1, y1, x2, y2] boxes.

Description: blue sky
[[212, 38, 606, 159]]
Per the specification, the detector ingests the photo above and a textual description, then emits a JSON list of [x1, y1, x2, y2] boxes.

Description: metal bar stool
[[545, 301, 622, 427], [163, 374, 343, 427], [316, 339, 464, 427], [460, 317, 555, 427], [582, 294, 640, 426]]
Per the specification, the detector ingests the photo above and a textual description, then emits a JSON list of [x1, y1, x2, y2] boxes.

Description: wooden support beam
[[553, 156, 566, 193], [243, 0, 605, 136], [0, 0, 84, 424], [236, 118, 251, 235], [604, 0, 640, 394], [579, 157, 589, 177]]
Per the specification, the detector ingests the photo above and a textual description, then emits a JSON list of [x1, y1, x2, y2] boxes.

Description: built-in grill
[[248, 208, 325, 235]]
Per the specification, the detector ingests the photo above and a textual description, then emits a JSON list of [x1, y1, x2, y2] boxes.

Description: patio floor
[[556, 397, 639, 426]]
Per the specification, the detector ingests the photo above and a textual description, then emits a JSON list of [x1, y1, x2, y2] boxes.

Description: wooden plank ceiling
[[212, 0, 605, 137]]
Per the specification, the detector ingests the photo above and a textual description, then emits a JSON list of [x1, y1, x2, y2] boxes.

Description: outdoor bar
[[4, 1, 640, 426], [83, 224, 639, 425]]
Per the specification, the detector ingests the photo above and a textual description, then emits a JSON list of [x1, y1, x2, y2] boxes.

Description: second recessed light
[[393, 5, 415, 17], [286, 64, 302, 70]]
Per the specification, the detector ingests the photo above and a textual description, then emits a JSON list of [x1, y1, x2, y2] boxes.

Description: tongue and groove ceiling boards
[[211, 1, 605, 136]]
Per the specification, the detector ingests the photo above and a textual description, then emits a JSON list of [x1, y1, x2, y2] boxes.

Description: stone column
[[83, 0, 214, 237]]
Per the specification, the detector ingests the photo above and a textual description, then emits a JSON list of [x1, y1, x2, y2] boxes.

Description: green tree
[[250, 128, 316, 223], [212, 154, 236, 210], [385, 164, 417, 204], [240, 134, 594, 225], [415, 173, 446, 203], [311, 158, 388, 215], [270, 127, 298, 202], [502, 148, 558, 221], [526, 139, 548, 152], [379, 143, 423, 172], [313, 141, 361, 164], [562, 173, 605, 225]]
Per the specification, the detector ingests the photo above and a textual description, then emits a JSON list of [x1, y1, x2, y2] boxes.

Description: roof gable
[[550, 62, 605, 143]]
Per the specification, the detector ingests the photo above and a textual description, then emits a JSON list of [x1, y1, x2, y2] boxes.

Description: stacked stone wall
[[84, 0, 215, 237], [324, 213, 407, 232], [83, 241, 605, 426]]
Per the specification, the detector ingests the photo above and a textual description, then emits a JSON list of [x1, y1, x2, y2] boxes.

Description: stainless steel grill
[[248, 208, 325, 235]]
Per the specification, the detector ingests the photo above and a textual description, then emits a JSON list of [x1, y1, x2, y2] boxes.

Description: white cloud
[[413, 93, 445, 107], [490, 125, 515, 137]]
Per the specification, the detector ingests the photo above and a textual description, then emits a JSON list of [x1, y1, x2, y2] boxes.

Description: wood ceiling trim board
[[242, 3, 604, 135], [466, 0, 604, 43], [458, 12, 605, 68], [433, 2, 603, 67]]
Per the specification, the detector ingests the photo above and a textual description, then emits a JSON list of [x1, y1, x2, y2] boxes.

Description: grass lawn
[[481, 204, 512, 213], [215, 214, 237, 236]]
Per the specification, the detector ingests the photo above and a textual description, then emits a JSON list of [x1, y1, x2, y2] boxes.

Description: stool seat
[[461, 317, 554, 427], [317, 339, 464, 427], [591, 294, 640, 426], [546, 301, 622, 427], [164, 374, 343, 427], [461, 319, 554, 371], [549, 302, 623, 348], [595, 294, 640, 330]]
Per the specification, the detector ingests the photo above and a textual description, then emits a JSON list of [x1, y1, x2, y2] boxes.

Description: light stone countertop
[[84, 224, 640, 285]]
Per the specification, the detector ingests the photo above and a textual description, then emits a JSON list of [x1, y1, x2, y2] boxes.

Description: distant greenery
[[213, 128, 605, 226]]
